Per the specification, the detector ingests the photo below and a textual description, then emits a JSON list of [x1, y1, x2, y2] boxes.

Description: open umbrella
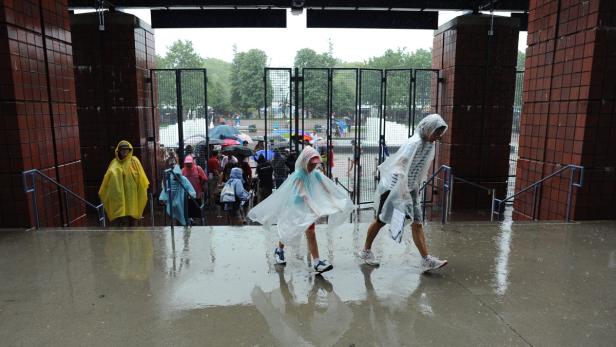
[[184, 134, 208, 146], [222, 145, 254, 158], [221, 138, 240, 147], [290, 133, 313, 142], [236, 133, 253, 144], [209, 125, 240, 140], [273, 129, 313, 142], [252, 149, 275, 161]]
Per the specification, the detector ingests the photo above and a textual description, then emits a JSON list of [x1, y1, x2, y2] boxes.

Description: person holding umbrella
[[207, 149, 222, 208], [182, 155, 207, 224], [272, 149, 288, 189], [256, 154, 274, 202]]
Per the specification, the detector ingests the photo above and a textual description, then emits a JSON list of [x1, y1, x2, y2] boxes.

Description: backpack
[[220, 182, 236, 203]]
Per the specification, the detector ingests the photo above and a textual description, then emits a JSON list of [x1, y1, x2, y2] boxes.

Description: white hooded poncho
[[248, 146, 354, 243], [375, 114, 448, 224]]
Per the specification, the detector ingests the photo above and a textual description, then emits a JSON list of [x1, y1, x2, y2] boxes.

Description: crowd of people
[[97, 114, 450, 274]]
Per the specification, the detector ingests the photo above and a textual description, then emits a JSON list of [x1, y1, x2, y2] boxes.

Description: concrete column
[[432, 14, 520, 211], [71, 11, 158, 202], [0, 0, 85, 227], [515, 0, 616, 220]]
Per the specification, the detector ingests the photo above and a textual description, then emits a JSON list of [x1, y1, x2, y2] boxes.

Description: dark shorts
[[376, 190, 422, 224]]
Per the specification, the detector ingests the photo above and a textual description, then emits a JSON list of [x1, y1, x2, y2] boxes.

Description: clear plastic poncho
[[248, 146, 354, 244], [375, 114, 448, 224], [159, 165, 196, 226]]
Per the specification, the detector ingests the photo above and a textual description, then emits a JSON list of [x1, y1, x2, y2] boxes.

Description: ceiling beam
[[150, 9, 287, 28], [68, 0, 528, 12], [307, 9, 439, 30]]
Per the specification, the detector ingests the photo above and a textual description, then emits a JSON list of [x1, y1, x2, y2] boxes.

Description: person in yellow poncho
[[99, 140, 150, 225]]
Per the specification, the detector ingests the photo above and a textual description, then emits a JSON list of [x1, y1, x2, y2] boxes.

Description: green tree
[[364, 48, 431, 69], [363, 48, 433, 117], [203, 58, 232, 114], [294, 47, 336, 69], [158, 40, 203, 68], [155, 40, 205, 121], [294, 48, 336, 119], [156, 40, 232, 117], [230, 48, 269, 115]]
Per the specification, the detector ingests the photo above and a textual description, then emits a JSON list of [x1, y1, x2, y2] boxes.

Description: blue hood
[[230, 167, 244, 180]]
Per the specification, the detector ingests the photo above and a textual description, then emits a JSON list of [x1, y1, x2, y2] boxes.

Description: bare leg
[[411, 223, 428, 258], [305, 224, 319, 260], [364, 219, 385, 250]]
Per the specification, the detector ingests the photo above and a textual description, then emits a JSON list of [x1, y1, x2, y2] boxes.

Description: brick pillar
[[71, 11, 158, 202], [0, 0, 85, 228], [432, 14, 520, 211], [515, 0, 616, 220]]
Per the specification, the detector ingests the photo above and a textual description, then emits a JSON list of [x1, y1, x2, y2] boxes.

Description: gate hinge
[[381, 77, 386, 83], [145, 77, 152, 83], [291, 75, 303, 82]]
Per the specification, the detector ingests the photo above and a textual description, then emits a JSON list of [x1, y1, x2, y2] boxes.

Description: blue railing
[[22, 169, 106, 229], [491, 164, 584, 222], [420, 165, 452, 224]]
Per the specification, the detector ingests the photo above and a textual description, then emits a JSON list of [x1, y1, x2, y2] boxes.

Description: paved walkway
[[1, 221, 615, 346]]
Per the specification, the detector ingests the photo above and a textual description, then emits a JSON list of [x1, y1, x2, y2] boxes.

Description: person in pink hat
[[248, 146, 354, 274], [182, 155, 208, 224]]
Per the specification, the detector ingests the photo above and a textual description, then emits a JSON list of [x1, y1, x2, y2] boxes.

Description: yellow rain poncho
[[99, 140, 150, 221]]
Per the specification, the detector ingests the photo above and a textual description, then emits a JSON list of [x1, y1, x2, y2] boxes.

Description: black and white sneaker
[[274, 248, 286, 265], [313, 259, 333, 273]]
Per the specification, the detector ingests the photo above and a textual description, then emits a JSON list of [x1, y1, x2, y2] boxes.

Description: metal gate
[[151, 69, 208, 180], [263, 67, 441, 207]]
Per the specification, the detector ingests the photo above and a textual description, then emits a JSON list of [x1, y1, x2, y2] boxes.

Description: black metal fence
[[263, 67, 441, 207], [507, 70, 525, 201], [152, 68, 208, 172]]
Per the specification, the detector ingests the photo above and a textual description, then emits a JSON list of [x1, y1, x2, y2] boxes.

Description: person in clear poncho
[[159, 154, 197, 227], [98, 140, 150, 226], [358, 114, 449, 273], [248, 146, 354, 274]]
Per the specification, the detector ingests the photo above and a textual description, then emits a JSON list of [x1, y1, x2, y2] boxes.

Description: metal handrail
[[452, 175, 494, 193], [450, 175, 498, 221], [492, 164, 584, 222], [22, 169, 106, 229], [420, 165, 452, 224], [335, 177, 352, 195]]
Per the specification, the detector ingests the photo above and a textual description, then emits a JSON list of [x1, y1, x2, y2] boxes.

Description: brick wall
[[515, 0, 616, 220], [0, 0, 85, 228], [433, 14, 519, 211], [71, 11, 158, 203]]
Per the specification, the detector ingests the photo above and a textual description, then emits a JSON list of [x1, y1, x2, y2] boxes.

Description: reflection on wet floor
[[0, 221, 615, 346]]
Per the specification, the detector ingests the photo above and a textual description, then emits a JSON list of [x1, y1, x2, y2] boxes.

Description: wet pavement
[[1, 221, 615, 346]]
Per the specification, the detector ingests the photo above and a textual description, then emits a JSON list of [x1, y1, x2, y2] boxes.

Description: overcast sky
[[116, 9, 527, 66]]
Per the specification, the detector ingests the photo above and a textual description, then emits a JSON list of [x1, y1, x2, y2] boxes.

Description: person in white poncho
[[358, 114, 449, 273], [248, 146, 354, 274]]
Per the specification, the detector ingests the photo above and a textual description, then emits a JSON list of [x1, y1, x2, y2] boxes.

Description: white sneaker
[[421, 255, 448, 273], [357, 249, 380, 266], [313, 259, 333, 273], [274, 248, 286, 265]]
